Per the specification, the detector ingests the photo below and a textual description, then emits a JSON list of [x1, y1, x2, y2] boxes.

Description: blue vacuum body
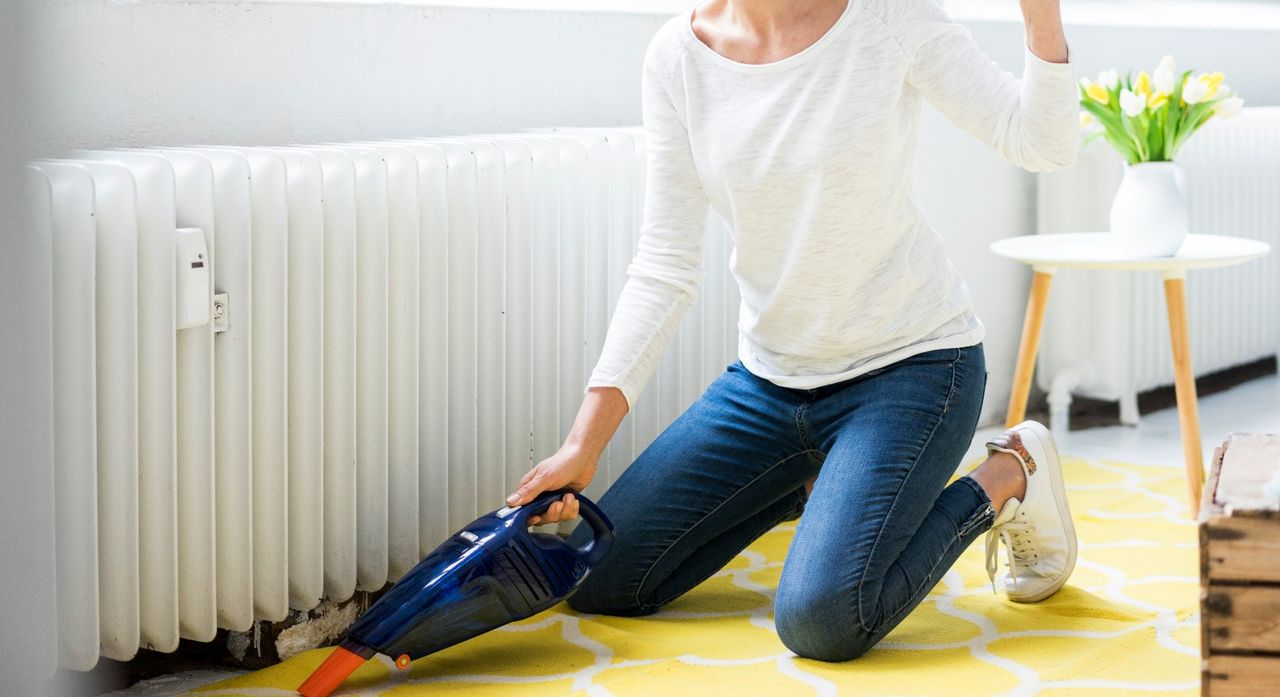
[[299, 488, 614, 697]]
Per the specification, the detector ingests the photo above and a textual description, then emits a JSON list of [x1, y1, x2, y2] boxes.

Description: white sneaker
[[982, 420, 1078, 603]]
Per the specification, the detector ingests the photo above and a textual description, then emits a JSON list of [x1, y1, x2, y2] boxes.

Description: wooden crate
[[1200, 432, 1280, 696]]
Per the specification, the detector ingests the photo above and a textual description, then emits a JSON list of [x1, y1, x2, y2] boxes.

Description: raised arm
[[506, 33, 711, 518], [901, 0, 1079, 172]]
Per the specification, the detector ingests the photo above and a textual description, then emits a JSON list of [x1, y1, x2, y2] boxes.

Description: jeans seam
[[633, 449, 817, 611], [783, 449, 825, 520], [648, 488, 806, 608], [795, 403, 814, 451], [868, 502, 990, 637], [853, 348, 962, 633]]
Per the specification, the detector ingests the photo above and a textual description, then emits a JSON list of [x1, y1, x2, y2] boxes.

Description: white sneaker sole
[[1007, 421, 1078, 603]]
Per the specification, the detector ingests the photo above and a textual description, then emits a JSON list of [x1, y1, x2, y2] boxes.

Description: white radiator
[[26, 128, 740, 669], [1034, 106, 1280, 428]]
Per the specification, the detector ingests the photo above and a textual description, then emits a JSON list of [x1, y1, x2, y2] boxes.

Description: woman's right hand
[[506, 445, 598, 526], [510, 385, 627, 525]]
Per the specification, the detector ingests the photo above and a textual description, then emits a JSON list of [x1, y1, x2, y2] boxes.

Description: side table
[[990, 232, 1270, 511]]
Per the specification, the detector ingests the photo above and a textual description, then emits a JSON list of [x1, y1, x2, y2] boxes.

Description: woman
[[507, 0, 1079, 661]]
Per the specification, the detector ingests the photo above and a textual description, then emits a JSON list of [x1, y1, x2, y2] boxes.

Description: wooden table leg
[[1006, 269, 1054, 428], [1163, 273, 1205, 512]]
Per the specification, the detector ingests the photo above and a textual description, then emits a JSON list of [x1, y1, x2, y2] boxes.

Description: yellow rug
[[197, 457, 1200, 696]]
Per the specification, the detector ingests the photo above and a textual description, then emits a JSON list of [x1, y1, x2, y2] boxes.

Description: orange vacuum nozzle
[[298, 644, 369, 697]]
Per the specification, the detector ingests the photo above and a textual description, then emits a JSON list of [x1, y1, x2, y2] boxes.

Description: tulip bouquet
[[1078, 56, 1244, 164]]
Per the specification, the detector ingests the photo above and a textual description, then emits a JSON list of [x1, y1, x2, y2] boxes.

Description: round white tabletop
[[990, 232, 1270, 275]]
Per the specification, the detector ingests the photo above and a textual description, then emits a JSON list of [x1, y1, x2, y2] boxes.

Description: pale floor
[[111, 372, 1280, 697], [964, 370, 1280, 470]]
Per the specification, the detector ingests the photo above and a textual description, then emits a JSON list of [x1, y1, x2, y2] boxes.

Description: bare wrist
[[1021, 0, 1068, 63], [559, 438, 592, 459]]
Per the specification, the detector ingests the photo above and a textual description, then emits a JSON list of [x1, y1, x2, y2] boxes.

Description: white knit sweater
[[587, 0, 1080, 410]]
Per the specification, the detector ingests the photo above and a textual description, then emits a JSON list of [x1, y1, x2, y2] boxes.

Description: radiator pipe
[[1047, 370, 1081, 437]]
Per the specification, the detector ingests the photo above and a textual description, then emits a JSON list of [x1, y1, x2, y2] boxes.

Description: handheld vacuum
[[297, 488, 614, 697]]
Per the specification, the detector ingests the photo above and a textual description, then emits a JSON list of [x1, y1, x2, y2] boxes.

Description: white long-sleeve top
[[587, 0, 1080, 410]]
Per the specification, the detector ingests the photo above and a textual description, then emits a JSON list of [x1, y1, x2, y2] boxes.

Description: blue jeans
[[566, 343, 995, 661]]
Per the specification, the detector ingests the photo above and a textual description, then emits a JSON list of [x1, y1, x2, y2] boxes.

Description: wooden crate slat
[[1206, 516, 1280, 582], [1205, 584, 1280, 652], [1204, 654, 1280, 697]]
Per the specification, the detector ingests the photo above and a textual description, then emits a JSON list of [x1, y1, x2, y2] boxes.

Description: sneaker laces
[[984, 514, 1037, 594]]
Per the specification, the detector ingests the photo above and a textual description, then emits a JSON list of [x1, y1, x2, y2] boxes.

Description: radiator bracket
[[213, 292, 229, 334]]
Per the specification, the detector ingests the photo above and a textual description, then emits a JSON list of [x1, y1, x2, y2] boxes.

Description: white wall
[[2, 4, 57, 696], [21, 1, 665, 150], [18, 0, 1280, 429]]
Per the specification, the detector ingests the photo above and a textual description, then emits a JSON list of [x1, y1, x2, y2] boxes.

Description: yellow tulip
[[1205, 71, 1225, 98], [1134, 71, 1152, 96], [1085, 82, 1110, 105], [1147, 92, 1168, 109], [1080, 112, 1097, 128]]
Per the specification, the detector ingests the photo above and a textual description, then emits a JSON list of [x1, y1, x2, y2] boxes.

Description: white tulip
[[1097, 69, 1120, 90], [1153, 55, 1177, 94], [1182, 75, 1209, 104], [1120, 88, 1146, 117], [1214, 96, 1244, 118]]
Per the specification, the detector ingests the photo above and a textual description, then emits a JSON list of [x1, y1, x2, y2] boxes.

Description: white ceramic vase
[[1109, 160, 1189, 256]]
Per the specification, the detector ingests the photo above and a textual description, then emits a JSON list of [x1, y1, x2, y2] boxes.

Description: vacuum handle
[[570, 493, 614, 566], [516, 488, 614, 567]]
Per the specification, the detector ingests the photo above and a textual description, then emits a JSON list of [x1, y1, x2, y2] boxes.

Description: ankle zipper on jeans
[[958, 503, 995, 538]]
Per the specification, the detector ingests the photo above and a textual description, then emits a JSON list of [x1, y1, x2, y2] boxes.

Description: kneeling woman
[[507, 0, 1080, 662]]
